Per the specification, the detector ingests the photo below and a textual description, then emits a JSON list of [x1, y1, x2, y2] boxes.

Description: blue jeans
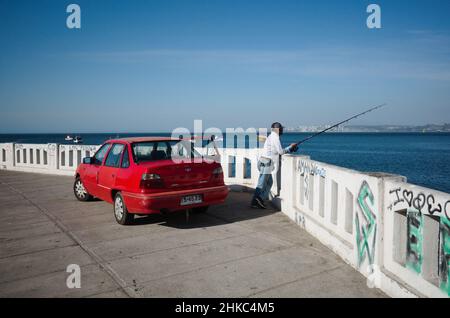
[[252, 157, 274, 202]]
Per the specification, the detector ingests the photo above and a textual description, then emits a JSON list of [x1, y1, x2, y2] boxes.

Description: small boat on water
[[65, 135, 74, 141], [73, 136, 83, 144]]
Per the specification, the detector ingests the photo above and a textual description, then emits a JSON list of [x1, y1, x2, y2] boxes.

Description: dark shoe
[[251, 201, 260, 209], [255, 197, 267, 209]]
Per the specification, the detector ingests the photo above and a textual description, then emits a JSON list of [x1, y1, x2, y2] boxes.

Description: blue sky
[[1, 0, 450, 132]]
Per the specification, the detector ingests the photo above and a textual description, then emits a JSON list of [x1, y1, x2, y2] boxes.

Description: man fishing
[[250, 103, 386, 209], [251, 122, 298, 209]]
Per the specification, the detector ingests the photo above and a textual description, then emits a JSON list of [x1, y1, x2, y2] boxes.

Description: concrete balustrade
[[382, 180, 450, 297], [0, 142, 449, 298], [219, 148, 263, 191], [58, 144, 100, 172]]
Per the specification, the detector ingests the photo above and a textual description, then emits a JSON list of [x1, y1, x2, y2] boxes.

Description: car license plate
[[180, 194, 203, 206]]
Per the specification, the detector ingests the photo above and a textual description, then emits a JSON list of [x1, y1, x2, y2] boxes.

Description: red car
[[74, 137, 228, 225]]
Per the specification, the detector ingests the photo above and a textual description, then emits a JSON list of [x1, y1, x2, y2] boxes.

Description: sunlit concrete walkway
[[0, 170, 385, 298]]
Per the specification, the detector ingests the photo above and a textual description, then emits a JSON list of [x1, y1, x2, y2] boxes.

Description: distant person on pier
[[206, 135, 221, 162], [251, 122, 298, 209]]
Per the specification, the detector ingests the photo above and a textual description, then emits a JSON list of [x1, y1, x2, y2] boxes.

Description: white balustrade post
[[4, 143, 15, 169], [47, 143, 59, 173], [279, 154, 296, 217], [235, 151, 245, 182], [250, 152, 260, 188], [377, 173, 406, 267], [219, 149, 228, 181]]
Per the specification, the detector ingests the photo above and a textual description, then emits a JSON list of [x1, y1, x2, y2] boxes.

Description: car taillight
[[140, 173, 164, 189], [212, 167, 223, 179]]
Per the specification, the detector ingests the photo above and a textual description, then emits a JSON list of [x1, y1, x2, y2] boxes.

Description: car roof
[[106, 137, 182, 144]]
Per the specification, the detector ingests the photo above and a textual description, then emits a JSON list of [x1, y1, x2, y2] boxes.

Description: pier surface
[[0, 170, 384, 298]]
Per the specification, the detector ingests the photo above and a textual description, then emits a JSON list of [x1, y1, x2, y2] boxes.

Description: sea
[[1, 132, 449, 194]]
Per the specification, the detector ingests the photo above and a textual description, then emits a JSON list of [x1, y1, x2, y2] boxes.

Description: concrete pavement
[[0, 170, 385, 298]]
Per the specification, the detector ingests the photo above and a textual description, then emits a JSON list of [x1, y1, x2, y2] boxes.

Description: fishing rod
[[295, 103, 387, 146]]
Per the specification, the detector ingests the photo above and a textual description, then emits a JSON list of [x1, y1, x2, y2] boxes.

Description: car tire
[[192, 206, 209, 213], [114, 192, 134, 225], [74, 177, 93, 201]]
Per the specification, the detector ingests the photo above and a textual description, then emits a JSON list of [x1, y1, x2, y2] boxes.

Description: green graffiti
[[355, 181, 377, 267], [406, 209, 423, 274], [439, 217, 450, 296]]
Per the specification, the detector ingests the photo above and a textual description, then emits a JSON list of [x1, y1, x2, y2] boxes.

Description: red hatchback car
[[74, 137, 229, 225]]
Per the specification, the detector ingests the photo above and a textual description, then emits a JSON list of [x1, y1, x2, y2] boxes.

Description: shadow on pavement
[[128, 190, 279, 229]]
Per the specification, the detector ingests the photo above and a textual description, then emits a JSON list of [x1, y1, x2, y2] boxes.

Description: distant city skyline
[[285, 123, 450, 133], [1, 0, 450, 133]]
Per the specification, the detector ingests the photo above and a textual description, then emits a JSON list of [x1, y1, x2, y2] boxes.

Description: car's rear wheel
[[114, 192, 134, 225], [192, 206, 209, 213], [74, 177, 92, 201]]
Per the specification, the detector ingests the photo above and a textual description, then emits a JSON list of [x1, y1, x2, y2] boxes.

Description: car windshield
[[131, 140, 202, 163]]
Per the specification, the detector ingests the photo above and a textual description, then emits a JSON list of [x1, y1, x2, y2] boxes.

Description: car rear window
[[131, 140, 201, 163]]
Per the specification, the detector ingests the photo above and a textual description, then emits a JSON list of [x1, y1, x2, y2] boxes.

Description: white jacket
[[261, 132, 289, 165]]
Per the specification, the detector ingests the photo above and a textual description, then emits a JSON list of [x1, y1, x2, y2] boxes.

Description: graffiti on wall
[[297, 160, 326, 178], [295, 211, 306, 228], [60, 145, 99, 152], [355, 181, 377, 268], [388, 187, 450, 220], [390, 186, 450, 296], [297, 160, 326, 201], [439, 217, 450, 295], [406, 209, 423, 274]]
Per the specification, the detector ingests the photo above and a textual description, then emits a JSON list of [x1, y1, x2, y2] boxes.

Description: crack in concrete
[[132, 243, 319, 294], [247, 264, 344, 297], [0, 180, 137, 298]]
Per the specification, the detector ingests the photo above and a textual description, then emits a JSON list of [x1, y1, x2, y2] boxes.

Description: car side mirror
[[83, 157, 93, 164]]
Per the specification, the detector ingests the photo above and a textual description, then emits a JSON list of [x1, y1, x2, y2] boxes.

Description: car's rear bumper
[[122, 185, 229, 214]]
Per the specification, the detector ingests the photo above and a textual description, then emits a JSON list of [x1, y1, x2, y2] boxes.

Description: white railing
[[58, 144, 100, 172], [0, 143, 9, 167], [219, 148, 263, 189], [0, 142, 449, 298], [0, 143, 100, 175], [14, 144, 50, 170], [281, 156, 385, 266], [280, 154, 450, 298], [382, 180, 450, 297]]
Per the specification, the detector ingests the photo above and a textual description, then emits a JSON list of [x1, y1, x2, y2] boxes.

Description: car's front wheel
[[74, 177, 92, 201], [114, 192, 134, 225]]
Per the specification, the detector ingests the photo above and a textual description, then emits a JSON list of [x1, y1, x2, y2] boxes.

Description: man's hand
[[289, 143, 298, 153]]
